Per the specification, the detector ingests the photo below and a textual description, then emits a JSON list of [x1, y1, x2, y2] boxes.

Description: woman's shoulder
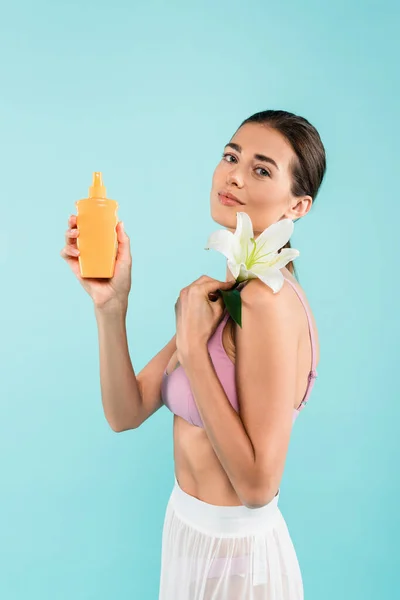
[[235, 269, 320, 367], [238, 268, 296, 307], [238, 269, 317, 336]]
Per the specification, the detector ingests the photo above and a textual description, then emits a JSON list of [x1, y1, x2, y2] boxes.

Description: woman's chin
[[210, 202, 239, 228]]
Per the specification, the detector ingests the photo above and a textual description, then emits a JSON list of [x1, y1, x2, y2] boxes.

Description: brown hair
[[240, 110, 327, 279]]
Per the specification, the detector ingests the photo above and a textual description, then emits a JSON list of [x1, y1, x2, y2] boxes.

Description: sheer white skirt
[[159, 476, 304, 599]]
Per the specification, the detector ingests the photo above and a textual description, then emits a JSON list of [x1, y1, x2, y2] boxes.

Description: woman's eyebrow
[[225, 142, 280, 171]]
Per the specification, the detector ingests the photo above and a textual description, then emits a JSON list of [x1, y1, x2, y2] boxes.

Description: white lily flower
[[205, 212, 299, 293]]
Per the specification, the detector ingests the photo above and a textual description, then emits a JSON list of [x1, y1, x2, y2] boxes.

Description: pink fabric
[[161, 275, 318, 427]]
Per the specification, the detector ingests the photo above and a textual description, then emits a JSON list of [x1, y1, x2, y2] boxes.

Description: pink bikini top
[[161, 276, 318, 428]]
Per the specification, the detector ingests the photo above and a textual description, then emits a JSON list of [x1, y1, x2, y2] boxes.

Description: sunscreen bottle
[[75, 172, 119, 278]]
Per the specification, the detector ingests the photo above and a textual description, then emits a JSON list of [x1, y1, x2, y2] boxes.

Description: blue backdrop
[[0, 1, 398, 598]]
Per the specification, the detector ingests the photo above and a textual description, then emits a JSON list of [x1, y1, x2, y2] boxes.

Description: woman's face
[[210, 122, 312, 237]]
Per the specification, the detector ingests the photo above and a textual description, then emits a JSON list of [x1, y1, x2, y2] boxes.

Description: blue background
[[0, 0, 398, 598]]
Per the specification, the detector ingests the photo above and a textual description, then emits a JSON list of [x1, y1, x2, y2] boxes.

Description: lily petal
[[205, 229, 235, 261], [234, 212, 254, 243], [227, 259, 241, 279], [233, 212, 254, 262], [237, 262, 258, 282], [267, 248, 300, 270], [250, 248, 299, 278], [253, 218, 294, 260], [250, 267, 285, 294]]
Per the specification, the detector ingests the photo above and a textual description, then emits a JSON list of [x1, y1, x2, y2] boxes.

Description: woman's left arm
[[182, 279, 299, 509]]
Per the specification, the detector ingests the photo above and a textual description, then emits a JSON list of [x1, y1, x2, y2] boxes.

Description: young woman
[[61, 109, 325, 599]]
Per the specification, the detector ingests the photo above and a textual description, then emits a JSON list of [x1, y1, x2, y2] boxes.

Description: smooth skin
[[61, 121, 320, 506]]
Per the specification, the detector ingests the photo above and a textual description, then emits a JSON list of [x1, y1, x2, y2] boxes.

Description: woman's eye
[[255, 167, 271, 177], [222, 153, 237, 163]]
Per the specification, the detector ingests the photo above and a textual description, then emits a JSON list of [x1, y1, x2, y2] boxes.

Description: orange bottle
[[75, 172, 119, 278]]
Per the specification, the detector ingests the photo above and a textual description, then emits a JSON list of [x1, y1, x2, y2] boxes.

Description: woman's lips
[[218, 193, 243, 206]]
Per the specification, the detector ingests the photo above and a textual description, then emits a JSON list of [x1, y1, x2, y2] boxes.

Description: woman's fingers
[[65, 213, 79, 247], [65, 227, 79, 246], [61, 216, 80, 260], [60, 244, 80, 259], [66, 215, 78, 243], [115, 221, 131, 264]]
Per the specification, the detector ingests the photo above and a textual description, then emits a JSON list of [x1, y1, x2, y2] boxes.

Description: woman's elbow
[[241, 482, 278, 509]]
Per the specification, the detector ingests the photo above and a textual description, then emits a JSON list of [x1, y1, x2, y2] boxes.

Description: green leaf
[[220, 289, 242, 327]]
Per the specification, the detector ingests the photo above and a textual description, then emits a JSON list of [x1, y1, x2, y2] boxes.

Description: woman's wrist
[[94, 297, 128, 319]]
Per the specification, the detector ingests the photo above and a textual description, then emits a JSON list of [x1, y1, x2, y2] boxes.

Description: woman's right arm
[[61, 214, 175, 432], [95, 302, 176, 431]]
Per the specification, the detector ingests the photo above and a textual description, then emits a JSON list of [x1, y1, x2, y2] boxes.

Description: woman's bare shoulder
[[225, 268, 320, 367]]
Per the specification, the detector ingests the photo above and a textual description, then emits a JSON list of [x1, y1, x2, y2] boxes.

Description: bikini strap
[[282, 276, 318, 376]]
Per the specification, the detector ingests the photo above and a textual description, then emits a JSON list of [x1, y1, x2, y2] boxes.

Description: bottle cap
[[89, 172, 107, 198]]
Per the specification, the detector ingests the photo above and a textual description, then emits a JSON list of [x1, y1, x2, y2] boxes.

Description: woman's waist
[[170, 471, 281, 537], [173, 421, 244, 506], [174, 463, 243, 507]]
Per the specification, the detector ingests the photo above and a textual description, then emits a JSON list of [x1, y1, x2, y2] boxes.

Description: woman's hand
[[60, 214, 132, 311], [174, 275, 236, 365]]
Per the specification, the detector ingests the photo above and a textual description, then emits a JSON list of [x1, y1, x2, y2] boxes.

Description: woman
[[61, 109, 325, 599]]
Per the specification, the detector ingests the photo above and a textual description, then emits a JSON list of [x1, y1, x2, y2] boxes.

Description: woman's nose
[[226, 168, 244, 188]]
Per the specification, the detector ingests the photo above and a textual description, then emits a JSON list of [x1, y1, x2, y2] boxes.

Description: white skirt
[[159, 476, 304, 599]]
